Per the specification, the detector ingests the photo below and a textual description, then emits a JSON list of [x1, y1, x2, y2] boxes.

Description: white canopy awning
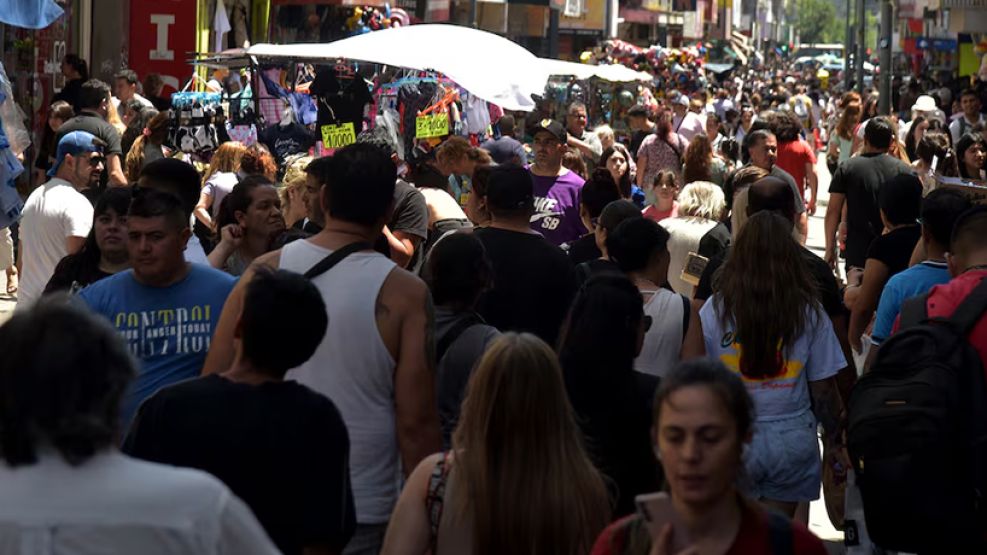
[[540, 58, 653, 83], [247, 25, 549, 111]]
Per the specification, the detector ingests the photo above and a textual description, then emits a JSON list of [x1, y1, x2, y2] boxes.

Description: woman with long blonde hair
[[381, 333, 611, 555], [124, 111, 171, 182], [194, 141, 247, 232]]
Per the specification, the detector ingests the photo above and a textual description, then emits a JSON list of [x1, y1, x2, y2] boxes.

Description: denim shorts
[[741, 410, 821, 502]]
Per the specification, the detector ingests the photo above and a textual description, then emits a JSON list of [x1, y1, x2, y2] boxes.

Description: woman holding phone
[[590, 359, 828, 554]]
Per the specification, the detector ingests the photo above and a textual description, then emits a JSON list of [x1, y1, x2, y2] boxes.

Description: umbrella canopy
[[247, 25, 549, 111], [541, 58, 653, 82]]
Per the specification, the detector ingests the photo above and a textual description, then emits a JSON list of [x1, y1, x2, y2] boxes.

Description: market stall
[[539, 57, 656, 142], [247, 24, 549, 112]]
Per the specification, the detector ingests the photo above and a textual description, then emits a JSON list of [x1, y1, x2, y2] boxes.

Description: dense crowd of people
[[2, 53, 987, 555]]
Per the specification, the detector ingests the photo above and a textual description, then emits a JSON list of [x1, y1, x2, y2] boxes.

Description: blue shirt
[[79, 264, 236, 427], [871, 260, 950, 345]]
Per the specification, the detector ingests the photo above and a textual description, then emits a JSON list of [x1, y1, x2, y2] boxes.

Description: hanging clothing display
[[309, 67, 373, 134], [259, 121, 316, 166], [258, 68, 288, 126], [0, 63, 25, 229], [170, 93, 222, 158], [260, 70, 318, 126]]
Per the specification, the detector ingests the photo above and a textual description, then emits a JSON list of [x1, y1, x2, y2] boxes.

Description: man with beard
[[17, 131, 103, 307]]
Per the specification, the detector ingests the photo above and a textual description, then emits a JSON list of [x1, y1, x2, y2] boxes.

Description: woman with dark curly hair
[[682, 134, 728, 187], [771, 110, 819, 214]]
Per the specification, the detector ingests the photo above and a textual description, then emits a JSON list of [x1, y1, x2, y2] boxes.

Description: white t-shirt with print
[[700, 297, 845, 420], [18, 178, 93, 307]]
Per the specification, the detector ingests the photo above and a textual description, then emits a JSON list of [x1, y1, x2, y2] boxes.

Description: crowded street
[[3, 0, 987, 554]]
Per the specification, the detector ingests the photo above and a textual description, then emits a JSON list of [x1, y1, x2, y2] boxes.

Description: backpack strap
[[766, 511, 794, 555], [303, 241, 372, 280], [945, 277, 987, 335], [680, 294, 691, 338], [425, 451, 452, 551], [899, 292, 930, 330], [436, 312, 483, 362]]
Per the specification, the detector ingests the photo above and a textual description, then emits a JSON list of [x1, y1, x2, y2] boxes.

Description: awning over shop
[[541, 58, 653, 82], [246, 24, 549, 110]]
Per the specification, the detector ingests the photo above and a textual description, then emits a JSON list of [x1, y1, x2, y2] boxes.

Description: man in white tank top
[[203, 144, 442, 555]]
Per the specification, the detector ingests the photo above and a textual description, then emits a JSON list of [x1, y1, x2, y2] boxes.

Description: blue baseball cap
[[48, 130, 104, 177]]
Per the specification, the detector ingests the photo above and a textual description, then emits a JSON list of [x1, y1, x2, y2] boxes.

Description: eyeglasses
[[88, 156, 106, 167]]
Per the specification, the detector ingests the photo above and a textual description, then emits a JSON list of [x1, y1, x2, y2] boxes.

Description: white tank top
[[634, 288, 685, 378], [279, 239, 398, 524]]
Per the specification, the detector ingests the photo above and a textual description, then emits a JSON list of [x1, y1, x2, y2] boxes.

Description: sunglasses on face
[[88, 156, 106, 167]]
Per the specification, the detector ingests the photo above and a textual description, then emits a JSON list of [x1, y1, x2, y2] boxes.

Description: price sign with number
[[415, 113, 449, 139], [321, 122, 356, 149]]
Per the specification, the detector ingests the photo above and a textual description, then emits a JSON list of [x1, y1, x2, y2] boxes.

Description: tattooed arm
[[388, 270, 442, 476], [809, 376, 846, 441]]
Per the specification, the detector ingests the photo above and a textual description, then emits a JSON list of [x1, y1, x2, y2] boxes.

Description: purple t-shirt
[[528, 169, 586, 246]]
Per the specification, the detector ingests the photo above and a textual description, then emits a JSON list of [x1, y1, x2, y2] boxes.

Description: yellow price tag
[[415, 113, 449, 139], [321, 122, 356, 149]]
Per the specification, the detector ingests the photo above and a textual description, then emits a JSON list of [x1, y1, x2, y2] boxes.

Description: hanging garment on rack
[[463, 94, 490, 135], [309, 67, 373, 134], [226, 122, 258, 146], [259, 122, 315, 167], [398, 81, 438, 161], [0, 66, 23, 228], [376, 109, 403, 160], [260, 72, 318, 126], [258, 68, 288, 126]]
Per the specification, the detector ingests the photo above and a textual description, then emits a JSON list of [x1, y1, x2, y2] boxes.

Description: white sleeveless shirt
[[280, 239, 398, 524], [633, 288, 685, 378]]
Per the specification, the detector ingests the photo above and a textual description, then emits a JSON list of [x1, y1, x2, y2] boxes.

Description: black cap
[[486, 166, 534, 211], [532, 119, 567, 143]]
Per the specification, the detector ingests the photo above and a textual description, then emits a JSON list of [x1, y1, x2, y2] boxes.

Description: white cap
[[911, 95, 937, 113], [676, 95, 690, 107]]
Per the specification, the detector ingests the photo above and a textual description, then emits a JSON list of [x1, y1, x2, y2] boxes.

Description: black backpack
[[847, 279, 987, 552]]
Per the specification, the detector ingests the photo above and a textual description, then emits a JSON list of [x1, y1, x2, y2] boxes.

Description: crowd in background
[[2, 52, 987, 555]]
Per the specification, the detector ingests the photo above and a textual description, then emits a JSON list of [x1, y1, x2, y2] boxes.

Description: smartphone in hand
[[635, 492, 691, 552]]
